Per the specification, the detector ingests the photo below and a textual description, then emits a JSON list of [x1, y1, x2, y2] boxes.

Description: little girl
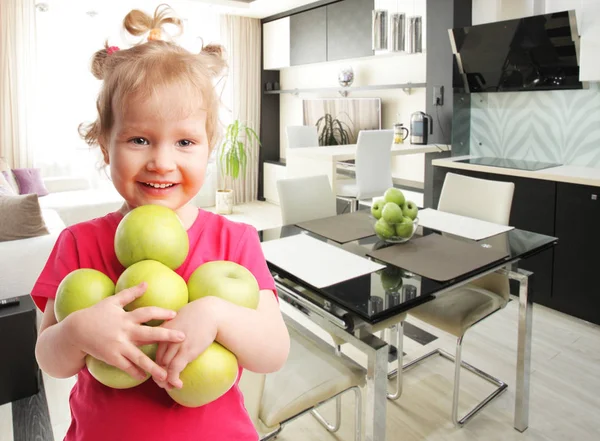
[[32, 5, 290, 441]]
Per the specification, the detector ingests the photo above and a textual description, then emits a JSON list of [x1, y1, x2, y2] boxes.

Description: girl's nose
[[147, 146, 176, 173]]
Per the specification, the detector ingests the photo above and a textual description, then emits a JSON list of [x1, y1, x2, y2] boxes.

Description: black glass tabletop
[[259, 214, 557, 325]]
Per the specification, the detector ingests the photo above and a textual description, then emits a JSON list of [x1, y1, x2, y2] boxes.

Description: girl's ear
[[99, 139, 110, 165]]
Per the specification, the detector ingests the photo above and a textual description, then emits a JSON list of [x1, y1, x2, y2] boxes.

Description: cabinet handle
[[592, 194, 597, 201]]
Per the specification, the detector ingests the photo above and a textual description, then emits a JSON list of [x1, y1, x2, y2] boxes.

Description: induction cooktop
[[456, 157, 561, 171]]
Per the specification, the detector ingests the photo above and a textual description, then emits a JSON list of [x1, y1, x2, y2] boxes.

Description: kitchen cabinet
[[432, 168, 556, 306], [263, 17, 290, 70], [326, 0, 374, 61], [290, 7, 327, 66], [552, 182, 600, 325]]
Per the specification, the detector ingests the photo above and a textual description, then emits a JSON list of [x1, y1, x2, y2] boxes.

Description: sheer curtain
[[0, 0, 37, 169], [219, 15, 261, 204]]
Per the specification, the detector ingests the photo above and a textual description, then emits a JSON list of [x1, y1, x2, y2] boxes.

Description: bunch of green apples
[[371, 188, 418, 240], [54, 205, 260, 408]]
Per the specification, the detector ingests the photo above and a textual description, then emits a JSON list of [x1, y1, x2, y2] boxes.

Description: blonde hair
[[80, 4, 227, 154]]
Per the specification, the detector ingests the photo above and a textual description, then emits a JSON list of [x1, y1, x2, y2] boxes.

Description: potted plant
[[315, 112, 355, 146], [216, 119, 261, 214]]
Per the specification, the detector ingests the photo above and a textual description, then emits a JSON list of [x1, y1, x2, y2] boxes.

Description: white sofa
[[0, 208, 65, 301], [40, 176, 125, 227]]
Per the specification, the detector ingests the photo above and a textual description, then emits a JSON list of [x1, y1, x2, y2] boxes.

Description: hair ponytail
[[200, 43, 227, 77], [123, 4, 183, 42]]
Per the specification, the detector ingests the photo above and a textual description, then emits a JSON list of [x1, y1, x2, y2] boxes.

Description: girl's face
[[102, 83, 209, 226]]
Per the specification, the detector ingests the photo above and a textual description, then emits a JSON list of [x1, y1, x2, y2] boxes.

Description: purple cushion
[[11, 168, 49, 197]]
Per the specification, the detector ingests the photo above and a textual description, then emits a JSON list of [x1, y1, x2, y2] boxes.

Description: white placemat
[[261, 234, 384, 288], [418, 208, 514, 241]]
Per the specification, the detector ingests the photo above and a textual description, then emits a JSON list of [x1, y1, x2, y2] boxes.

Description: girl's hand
[[66, 282, 186, 383], [154, 297, 220, 390]]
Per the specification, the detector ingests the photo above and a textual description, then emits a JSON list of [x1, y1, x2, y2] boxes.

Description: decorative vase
[[215, 189, 233, 215], [338, 66, 354, 88]]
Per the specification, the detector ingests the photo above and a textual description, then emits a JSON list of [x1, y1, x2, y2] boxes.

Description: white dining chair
[[336, 129, 394, 212], [238, 312, 365, 441], [276, 175, 337, 225], [397, 172, 515, 427], [285, 125, 319, 149]]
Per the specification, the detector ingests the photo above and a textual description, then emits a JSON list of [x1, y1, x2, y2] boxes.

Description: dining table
[[258, 209, 558, 441]]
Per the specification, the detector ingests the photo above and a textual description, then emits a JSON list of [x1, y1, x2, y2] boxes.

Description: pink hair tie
[[107, 46, 120, 55]]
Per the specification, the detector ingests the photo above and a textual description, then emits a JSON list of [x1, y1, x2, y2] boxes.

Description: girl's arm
[[212, 290, 290, 373], [35, 299, 88, 378], [156, 290, 290, 388], [36, 285, 187, 381]]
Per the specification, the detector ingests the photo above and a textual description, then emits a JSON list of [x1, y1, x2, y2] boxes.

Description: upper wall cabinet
[[326, 0, 374, 61], [263, 17, 291, 70], [290, 7, 327, 66]]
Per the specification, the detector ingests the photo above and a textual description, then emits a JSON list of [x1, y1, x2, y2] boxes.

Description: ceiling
[[37, 0, 319, 19]]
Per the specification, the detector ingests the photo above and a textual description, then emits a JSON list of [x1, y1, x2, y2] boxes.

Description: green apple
[[401, 201, 419, 220], [187, 261, 260, 309], [167, 342, 239, 408], [383, 188, 405, 207], [394, 216, 414, 238], [114, 204, 189, 270], [374, 218, 395, 239], [381, 202, 403, 224], [370, 199, 384, 220], [55, 269, 115, 322], [380, 267, 403, 292], [116, 260, 188, 326], [86, 343, 157, 389]]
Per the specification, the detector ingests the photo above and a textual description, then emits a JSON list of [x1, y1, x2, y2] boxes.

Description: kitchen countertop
[[287, 143, 450, 161], [432, 155, 600, 188]]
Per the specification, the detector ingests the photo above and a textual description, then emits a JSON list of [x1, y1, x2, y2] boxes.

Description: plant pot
[[216, 189, 234, 215]]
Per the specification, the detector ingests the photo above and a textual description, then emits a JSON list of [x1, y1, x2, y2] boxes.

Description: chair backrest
[[285, 125, 319, 149], [354, 129, 394, 199], [276, 175, 337, 225], [438, 172, 515, 225], [238, 370, 266, 432], [438, 172, 515, 300]]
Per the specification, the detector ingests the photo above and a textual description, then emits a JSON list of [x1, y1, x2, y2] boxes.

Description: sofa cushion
[[11, 168, 49, 196], [0, 172, 16, 196], [0, 194, 50, 242], [39, 187, 124, 226]]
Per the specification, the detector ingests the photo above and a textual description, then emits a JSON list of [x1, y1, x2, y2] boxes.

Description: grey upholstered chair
[[238, 314, 365, 440], [396, 172, 515, 426]]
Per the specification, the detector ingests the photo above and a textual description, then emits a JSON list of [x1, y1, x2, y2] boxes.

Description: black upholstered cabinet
[[290, 7, 327, 66], [552, 183, 600, 325], [326, 0, 374, 61], [432, 168, 556, 307]]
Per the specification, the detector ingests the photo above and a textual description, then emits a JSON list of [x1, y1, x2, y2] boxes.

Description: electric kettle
[[410, 111, 433, 145]]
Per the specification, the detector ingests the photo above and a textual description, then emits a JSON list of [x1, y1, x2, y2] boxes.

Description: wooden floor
[[2, 201, 599, 441]]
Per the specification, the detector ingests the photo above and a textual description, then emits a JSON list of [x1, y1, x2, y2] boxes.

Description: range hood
[[449, 10, 586, 93]]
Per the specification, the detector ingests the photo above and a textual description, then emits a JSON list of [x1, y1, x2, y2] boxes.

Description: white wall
[[278, 53, 427, 184]]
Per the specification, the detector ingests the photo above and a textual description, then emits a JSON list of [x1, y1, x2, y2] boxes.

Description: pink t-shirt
[[32, 209, 276, 441]]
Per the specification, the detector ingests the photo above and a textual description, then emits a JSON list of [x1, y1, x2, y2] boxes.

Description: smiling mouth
[[142, 182, 176, 189]]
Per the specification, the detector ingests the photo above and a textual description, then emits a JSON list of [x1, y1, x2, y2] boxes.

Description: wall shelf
[[264, 82, 427, 97]]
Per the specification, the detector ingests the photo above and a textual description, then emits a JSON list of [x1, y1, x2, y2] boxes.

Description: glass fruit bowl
[[371, 216, 419, 244]]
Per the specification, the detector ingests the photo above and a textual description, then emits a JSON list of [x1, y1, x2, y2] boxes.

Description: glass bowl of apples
[[370, 188, 419, 244]]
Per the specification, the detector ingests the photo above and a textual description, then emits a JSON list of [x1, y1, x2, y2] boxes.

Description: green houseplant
[[315, 112, 355, 146], [216, 119, 261, 214]]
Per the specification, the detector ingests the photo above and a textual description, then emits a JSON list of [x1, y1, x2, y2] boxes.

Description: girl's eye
[[177, 139, 194, 147], [131, 138, 149, 145]]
